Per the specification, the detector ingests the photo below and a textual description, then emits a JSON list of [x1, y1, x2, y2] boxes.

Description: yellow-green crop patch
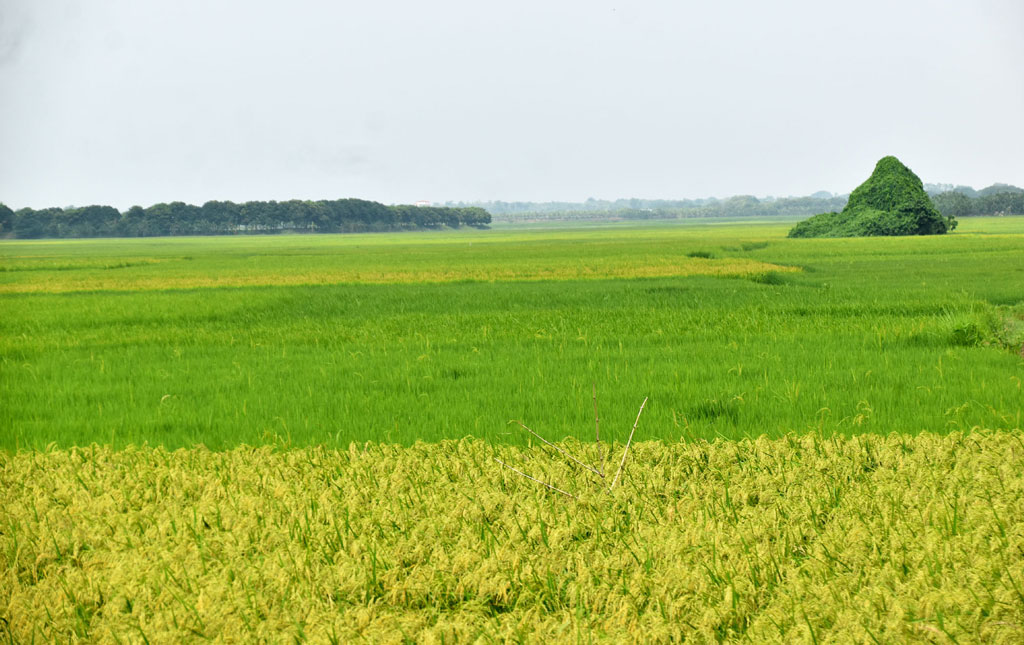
[[0, 256, 794, 294], [0, 226, 796, 294], [2, 432, 1022, 642]]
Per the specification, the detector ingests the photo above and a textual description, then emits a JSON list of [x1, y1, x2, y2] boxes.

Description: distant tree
[[974, 191, 1024, 215], [122, 206, 147, 236], [13, 207, 62, 238], [932, 191, 973, 219], [952, 185, 979, 199], [390, 205, 417, 230], [459, 207, 491, 228], [141, 203, 175, 236], [0, 203, 13, 235], [977, 183, 1024, 198], [201, 201, 242, 232], [238, 201, 275, 231], [59, 205, 121, 237]]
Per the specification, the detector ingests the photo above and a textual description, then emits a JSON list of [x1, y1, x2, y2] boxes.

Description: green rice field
[[2, 217, 1024, 642], [1, 217, 1022, 449]]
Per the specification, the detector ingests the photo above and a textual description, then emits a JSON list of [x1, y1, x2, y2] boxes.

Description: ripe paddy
[[2, 432, 1022, 642]]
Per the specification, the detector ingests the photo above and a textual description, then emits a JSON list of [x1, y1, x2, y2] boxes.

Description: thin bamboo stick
[[513, 421, 604, 478], [494, 458, 577, 499], [609, 397, 648, 491], [593, 383, 604, 476]]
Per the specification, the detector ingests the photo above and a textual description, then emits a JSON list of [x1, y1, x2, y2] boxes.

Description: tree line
[[458, 186, 1024, 224], [0, 199, 491, 239], [930, 190, 1024, 219], [467, 194, 851, 222]]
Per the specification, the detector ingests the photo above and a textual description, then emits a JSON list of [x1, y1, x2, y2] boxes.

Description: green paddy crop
[[2, 432, 1022, 642], [1, 218, 1022, 450]]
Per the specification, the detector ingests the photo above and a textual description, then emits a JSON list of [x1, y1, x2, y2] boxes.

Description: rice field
[[2, 432, 1022, 642], [1, 218, 1022, 449], [1, 216, 1023, 641]]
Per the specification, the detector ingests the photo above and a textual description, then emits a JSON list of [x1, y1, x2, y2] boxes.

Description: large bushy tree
[[789, 156, 956, 238]]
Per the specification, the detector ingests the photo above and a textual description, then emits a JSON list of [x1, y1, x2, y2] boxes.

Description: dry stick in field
[[609, 396, 648, 491], [497, 392, 647, 498], [513, 420, 604, 478], [593, 383, 605, 476], [494, 458, 578, 499]]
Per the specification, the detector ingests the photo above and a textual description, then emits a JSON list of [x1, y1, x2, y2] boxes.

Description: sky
[[1, 0, 1022, 210]]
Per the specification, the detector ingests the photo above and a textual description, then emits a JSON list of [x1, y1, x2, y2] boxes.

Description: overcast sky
[[1, 1, 1022, 209]]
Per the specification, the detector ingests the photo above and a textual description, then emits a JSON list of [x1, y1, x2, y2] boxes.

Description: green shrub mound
[[789, 156, 957, 238]]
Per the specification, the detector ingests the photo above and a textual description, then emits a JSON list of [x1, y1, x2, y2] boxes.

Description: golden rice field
[[0, 228, 797, 294], [2, 432, 1023, 643], [0, 256, 795, 295]]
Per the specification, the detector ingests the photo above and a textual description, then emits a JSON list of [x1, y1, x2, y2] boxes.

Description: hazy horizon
[[2, 1, 1022, 210]]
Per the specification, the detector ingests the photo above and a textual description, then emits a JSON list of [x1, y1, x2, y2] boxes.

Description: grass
[[1, 432, 1022, 642], [1, 217, 1022, 450]]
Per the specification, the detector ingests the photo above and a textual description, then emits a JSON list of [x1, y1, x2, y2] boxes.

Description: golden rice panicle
[[1, 432, 1023, 642]]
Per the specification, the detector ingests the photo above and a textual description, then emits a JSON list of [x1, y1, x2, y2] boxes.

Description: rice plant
[[1, 432, 1022, 642]]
